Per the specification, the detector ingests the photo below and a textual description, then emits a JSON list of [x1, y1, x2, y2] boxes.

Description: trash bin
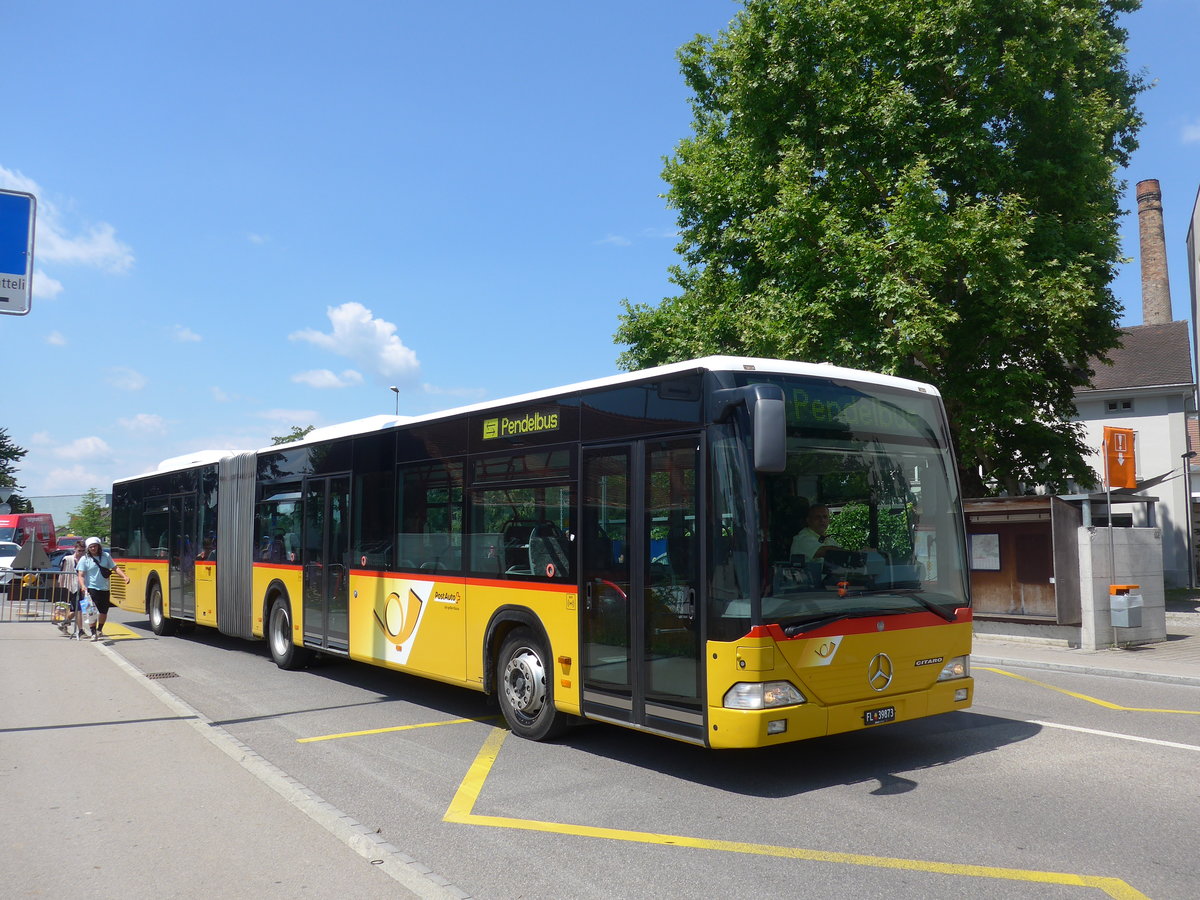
[[1110, 584, 1143, 629]]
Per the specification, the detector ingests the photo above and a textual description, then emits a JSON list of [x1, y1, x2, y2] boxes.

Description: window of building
[[1105, 399, 1133, 414]]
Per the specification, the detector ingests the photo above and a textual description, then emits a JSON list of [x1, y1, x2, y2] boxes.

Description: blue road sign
[[0, 189, 36, 316]]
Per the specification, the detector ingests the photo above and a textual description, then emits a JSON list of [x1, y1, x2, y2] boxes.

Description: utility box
[[1110, 585, 1143, 629]]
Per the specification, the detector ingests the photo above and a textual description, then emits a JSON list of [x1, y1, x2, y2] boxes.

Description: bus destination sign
[[483, 410, 560, 440]]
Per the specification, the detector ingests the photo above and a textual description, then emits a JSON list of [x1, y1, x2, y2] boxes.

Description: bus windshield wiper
[[844, 587, 957, 622], [781, 611, 877, 637]]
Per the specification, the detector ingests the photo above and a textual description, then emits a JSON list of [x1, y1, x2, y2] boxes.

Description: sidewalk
[[972, 610, 1200, 686], [0, 621, 465, 900]]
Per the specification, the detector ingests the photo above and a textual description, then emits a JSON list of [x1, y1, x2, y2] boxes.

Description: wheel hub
[[503, 648, 547, 716]]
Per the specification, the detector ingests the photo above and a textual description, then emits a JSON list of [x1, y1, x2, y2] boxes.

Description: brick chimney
[[1136, 178, 1172, 324]]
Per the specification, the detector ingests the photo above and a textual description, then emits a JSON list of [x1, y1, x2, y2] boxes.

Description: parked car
[[56, 536, 82, 554], [0, 541, 20, 596]]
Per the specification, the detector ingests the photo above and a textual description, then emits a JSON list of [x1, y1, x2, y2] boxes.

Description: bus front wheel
[[148, 583, 176, 636], [268, 599, 313, 670], [496, 627, 569, 741]]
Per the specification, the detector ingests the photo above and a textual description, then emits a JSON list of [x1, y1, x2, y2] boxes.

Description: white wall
[[1076, 526, 1166, 650], [1074, 391, 1192, 587]]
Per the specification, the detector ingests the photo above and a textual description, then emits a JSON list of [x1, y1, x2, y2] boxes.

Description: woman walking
[[76, 537, 131, 641]]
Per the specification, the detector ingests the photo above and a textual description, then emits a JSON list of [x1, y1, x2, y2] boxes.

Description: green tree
[[616, 0, 1144, 497], [68, 488, 111, 539], [824, 502, 913, 559], [272, 425, 314, 445], [0, 427, 31, 513]]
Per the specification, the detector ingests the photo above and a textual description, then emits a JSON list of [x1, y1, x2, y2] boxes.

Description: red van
[[0, 513, 57, 552]]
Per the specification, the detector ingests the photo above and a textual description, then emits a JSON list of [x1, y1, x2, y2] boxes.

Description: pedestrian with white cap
[[76, 537, 130, 641]]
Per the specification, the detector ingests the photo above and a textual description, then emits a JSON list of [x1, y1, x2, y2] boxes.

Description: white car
[[0, 541, 20, 595]]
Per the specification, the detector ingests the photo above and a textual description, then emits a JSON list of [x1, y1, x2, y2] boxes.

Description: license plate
[[864, 706, 895, 726]]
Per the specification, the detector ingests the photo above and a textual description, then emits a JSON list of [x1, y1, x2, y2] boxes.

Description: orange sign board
[[1103, 426, 1137, 489]]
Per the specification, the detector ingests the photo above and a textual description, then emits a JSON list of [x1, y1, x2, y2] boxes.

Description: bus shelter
[[965, 494, 1167, 648]]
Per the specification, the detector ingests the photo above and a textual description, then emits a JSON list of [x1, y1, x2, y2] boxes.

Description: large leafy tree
[[616, 0, 1144, 496], [0, 427, 31, 513]]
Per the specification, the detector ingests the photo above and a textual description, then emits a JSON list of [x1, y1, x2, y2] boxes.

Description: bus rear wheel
[[148, 583, 176, 636], [268, 598, 313, 670], [496, 627, 569, 741]]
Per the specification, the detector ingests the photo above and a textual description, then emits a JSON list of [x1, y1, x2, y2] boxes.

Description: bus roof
[[279, 355, 941, 452], [123, 356, 941, 480]]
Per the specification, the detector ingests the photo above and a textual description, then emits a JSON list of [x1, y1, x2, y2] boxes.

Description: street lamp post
[[389, 386, 399, 416]]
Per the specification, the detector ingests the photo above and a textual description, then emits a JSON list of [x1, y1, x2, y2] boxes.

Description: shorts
[[89, 589, 112, 614]]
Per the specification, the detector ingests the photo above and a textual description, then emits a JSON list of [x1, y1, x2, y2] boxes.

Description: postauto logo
[[483, 410, 560, 440]]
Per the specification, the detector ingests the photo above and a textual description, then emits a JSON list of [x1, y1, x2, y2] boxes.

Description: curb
[[96, 641, 472, 900], [973, 654, 1200, 688]]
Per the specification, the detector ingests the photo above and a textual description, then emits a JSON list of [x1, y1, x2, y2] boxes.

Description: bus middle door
[[301, 475, 351, 653]]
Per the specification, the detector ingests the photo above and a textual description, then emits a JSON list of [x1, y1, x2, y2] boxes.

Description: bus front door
[[581, 437, 703, 743], [301, 475, 350, 652]]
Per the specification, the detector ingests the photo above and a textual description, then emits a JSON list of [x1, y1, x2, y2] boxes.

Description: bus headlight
[[937, 656, 969, 681], [723, 681, 806, 710]]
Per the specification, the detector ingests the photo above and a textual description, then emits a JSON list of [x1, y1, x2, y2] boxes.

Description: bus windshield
[[711, 375, 969, 636]]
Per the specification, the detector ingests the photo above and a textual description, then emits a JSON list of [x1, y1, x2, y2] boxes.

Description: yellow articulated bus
[[109, 356, 972, 748]]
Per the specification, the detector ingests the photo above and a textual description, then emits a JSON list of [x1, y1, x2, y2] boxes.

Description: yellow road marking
[[980, 667, 1200, 715], [100, 623, 141, 641], [297, 715, 500, 743], [444, 728, 1149, 900]]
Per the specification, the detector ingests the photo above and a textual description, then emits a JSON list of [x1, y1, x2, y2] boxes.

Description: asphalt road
[[104, 609, 1200, 900]]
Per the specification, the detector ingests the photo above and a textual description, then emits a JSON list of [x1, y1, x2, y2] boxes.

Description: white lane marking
[[1030, 720, 1200, 753]]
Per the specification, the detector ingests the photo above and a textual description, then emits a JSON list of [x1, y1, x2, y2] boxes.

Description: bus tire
[[148, 582, 177, 636], [268, 598, 313, 670], [496, 627, 568, 741]]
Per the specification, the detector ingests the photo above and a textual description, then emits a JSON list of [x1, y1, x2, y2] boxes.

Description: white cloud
[[172, 325, 202, 342], [258, 408, 319, 424], [106, 366, 147, 391], [211, 386, 231, 402], [46, 331, 67, 346], [247, 232, 268, 244], [595, 234, 632, 247], [1183, 119, 1200, 144], [640, 227, 679, 240], [292, 368, 364, 389], [289, 302, 420, 382], [43, 465, 101, 493], [119, 413, 167, 434], [421, 383, 487, 401], [33, 270, 63, 300], [53, 436, 111, 461], [39, 222, 134, 272], [0, 165, 134, 274]]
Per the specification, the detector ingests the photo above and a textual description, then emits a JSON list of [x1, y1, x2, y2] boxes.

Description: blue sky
[[3, 1, 1198, 500]]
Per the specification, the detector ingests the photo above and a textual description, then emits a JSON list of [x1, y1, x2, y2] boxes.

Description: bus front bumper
[[705, 677, 973, 749]]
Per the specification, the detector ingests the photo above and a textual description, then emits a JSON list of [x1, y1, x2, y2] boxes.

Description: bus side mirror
[[712, 384, 787, 473], [753, 395, 786, 472]]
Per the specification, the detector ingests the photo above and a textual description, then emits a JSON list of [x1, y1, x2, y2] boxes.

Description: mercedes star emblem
[[868, 653, 894, 692]]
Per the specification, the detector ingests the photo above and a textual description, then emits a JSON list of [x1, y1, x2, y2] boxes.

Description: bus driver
[[790, 505, 839, 562]]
